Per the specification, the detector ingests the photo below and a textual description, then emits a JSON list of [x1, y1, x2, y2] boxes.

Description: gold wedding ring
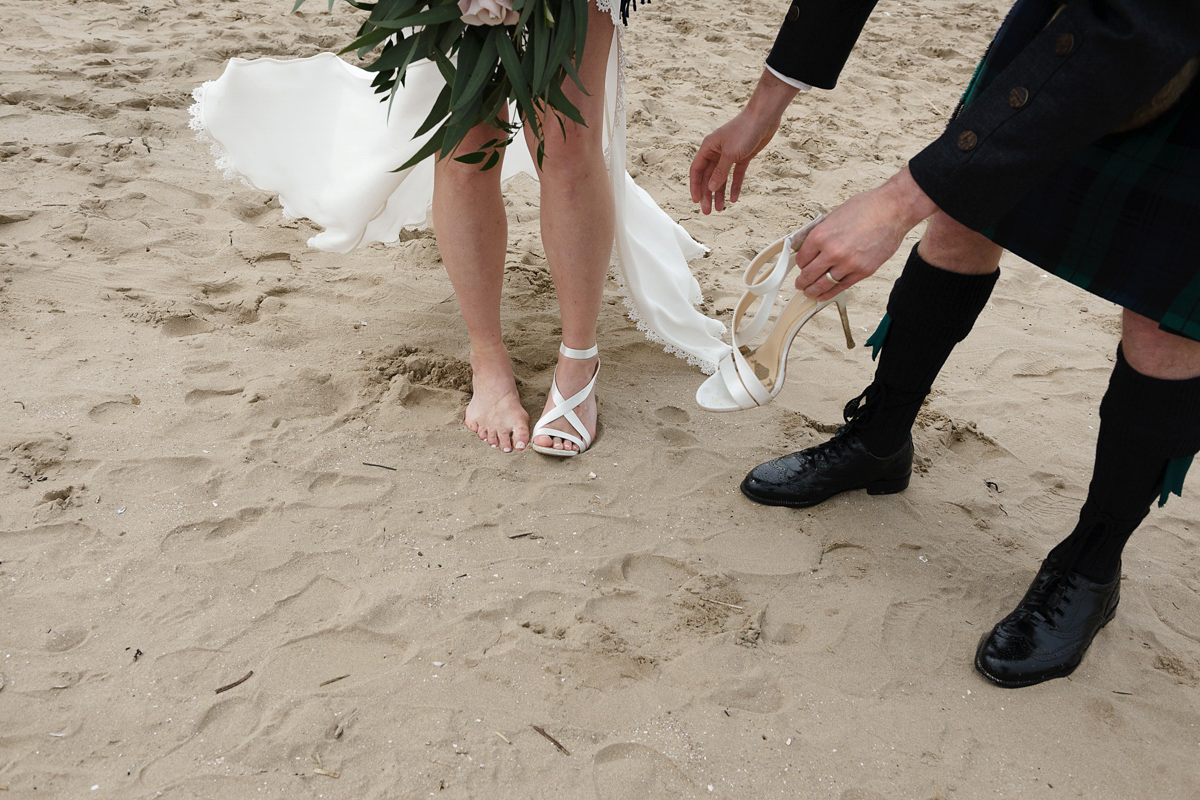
[[825, 270, 840, 285]]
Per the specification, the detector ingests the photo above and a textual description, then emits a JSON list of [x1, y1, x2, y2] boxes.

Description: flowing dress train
[[189, 4, 730, 372]]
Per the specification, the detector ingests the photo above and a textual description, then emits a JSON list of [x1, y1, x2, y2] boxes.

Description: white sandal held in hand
[[696, 215, 855, 412], [532, 343, 600, 457]]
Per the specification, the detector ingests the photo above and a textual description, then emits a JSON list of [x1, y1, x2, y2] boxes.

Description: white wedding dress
[[190, 3, 730, 373]]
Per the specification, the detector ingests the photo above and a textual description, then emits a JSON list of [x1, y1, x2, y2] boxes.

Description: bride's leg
[[433, 120, 530, 453], [527, 2, 616, 452]]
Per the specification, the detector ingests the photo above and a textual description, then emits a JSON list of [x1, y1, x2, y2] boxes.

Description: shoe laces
[[787, 387, 881, 470], [841, 384, 881, 429], [797, 430, 857, 469], [1034, 572, 1078, 627]]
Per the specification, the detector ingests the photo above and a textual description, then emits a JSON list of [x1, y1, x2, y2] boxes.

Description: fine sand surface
[[2, 1, 1199, 798]]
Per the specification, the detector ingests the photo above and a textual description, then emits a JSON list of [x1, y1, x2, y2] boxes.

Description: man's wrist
[[885, 166, 938, 229], [744, 68, 800, 125]]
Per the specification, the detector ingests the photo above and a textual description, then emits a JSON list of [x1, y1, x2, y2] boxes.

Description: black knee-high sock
[[853, 244, 999, 457], [1047, 345, 1200, 582]]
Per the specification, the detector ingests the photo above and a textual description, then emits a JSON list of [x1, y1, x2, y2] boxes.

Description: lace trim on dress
[[189, 83, 258, 190]]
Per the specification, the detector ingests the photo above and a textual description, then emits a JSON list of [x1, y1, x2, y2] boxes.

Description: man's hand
[[794, 167, 938, 301], [689, 69, 799, 214]]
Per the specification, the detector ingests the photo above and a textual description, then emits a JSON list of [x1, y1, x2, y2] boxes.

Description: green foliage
[[294, 0, 591, 170]]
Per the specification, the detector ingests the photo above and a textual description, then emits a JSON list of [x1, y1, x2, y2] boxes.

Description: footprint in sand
[[1016, 491, 1084, 531], [880, 591, 960, 671], [653, 405, 698, 447], [161, 506, 266, 557], [618, 554, 695, 596], [4, 433, 70, 475], [161, 314, 216, 337], [183, 386, 244, 407], [44, 624, 89, 653], [582, 555, 746, 659], [592, 743, 714, 800]]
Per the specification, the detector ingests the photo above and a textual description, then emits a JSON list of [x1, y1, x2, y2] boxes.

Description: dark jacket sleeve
[[766, 0, 879, 89], [909, 0, 1200, 232]]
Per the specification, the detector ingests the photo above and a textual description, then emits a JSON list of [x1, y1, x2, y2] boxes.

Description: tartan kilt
[[958, 0, 1200, 342]]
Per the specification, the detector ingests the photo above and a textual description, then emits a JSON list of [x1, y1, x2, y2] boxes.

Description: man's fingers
[[794, 231, 822, 273], [811, 272, 858, 302], [700, 163, 716, 214], [688, 149, 712, 203], [707, 154, 735, 195], [798, 260, 860, 300], [729, 162, 749, 204]]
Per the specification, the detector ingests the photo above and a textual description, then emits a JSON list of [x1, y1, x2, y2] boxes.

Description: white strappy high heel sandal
[[531, 343, 600, 457], [696, 215, 856, 412]]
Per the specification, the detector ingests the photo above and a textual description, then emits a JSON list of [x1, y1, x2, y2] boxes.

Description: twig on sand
[[699, 597, 744, 611], [532, 725, 570, 755], [311, 753, 339, 778], [494, 731, 511, 744], [319, 674, 350, 687], [215, 670, 254, 694], [919, 92, 945, 116], [362, 462, 397, 471], [1113, 690, 1134, 696]]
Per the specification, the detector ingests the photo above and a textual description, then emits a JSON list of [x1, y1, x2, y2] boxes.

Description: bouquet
[[295, 0, 593, 170]]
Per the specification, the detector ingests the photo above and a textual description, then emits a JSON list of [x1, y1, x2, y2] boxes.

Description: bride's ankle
[[469, 340, 513, 368], [554, 353, 599, 382]]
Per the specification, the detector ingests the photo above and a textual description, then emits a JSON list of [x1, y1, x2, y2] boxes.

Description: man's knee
[[1121, 309, 1200, 380], [916, 211, 1003, 275]]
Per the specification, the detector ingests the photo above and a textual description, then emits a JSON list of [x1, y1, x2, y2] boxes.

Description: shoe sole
[[740, 474, 910, 508], [973, 603, 1119, 689]]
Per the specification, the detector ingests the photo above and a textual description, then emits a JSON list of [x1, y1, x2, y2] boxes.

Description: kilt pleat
[[956, 0, 1200, 342]]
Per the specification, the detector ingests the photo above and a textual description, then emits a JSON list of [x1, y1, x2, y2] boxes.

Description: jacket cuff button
[[957, 130, 978, 151], [1055, 33, 1075, 56]]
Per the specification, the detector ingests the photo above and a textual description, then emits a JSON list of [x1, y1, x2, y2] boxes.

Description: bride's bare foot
[[465, 343, 530, 453], [532, 351, 598, 454]]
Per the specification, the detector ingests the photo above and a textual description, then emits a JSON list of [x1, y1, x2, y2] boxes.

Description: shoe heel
[[834, 295, 855, 349], [866, 474, 910, 495]]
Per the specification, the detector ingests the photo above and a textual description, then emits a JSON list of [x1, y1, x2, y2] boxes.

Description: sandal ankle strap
[[559, 342, 599, 359]]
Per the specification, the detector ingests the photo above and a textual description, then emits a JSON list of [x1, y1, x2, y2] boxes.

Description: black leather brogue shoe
[[740, 426, 913, 508], [975, 560, 1121, 688]]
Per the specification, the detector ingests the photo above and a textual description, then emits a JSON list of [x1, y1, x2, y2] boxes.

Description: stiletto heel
[[531, 342, 599, 456], [696, 216, 856, 412]]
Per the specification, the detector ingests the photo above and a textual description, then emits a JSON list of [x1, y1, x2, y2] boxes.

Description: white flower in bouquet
[[458, 0, 519, 26]]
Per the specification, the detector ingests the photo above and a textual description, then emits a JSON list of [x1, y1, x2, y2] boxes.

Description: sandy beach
[[2, 0, 1199, 797]]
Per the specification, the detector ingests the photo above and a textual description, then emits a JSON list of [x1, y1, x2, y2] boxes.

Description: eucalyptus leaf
[[397, 126, 447, 172], [495, 31, 535, 124], [451, 30, 499, 111], [414, 83, 453, 138], [311, 0, 592, 172]]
